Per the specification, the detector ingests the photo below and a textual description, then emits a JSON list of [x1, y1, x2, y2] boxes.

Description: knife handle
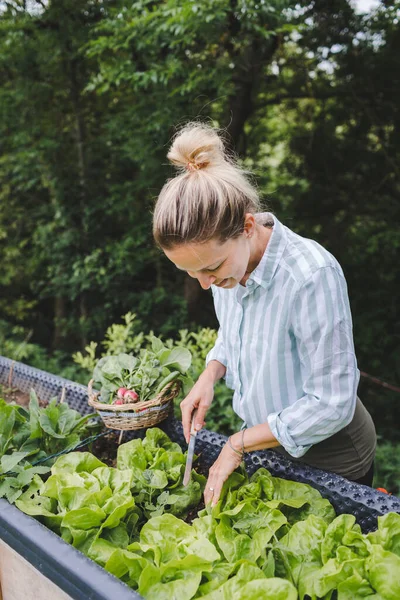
[[190, 408, 198, 436]]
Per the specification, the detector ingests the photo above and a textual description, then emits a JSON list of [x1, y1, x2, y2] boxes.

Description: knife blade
[[183, 409, 198, 486]]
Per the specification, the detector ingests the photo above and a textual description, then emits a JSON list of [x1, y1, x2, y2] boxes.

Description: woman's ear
[[243, 213, 256, 238]]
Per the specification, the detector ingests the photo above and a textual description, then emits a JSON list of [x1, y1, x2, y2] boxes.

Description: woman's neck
[[241, 223, 273, 285]]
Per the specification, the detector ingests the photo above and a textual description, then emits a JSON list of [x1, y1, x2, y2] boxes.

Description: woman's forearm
[[200, 359, 226, 385], [230, 422, 280, 453]]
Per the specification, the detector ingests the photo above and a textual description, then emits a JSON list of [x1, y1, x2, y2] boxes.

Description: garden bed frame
[[1, 356, 399, 600]]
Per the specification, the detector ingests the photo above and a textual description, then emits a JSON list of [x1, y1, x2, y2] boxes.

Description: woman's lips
[[216, 278, 229, 287]]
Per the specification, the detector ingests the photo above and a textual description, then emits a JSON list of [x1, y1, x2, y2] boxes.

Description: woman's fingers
[[181, 402, 207, 443], [204, 478, 223, 506], [180, 399, 195, 443], [180, 378, 214, 443], [194, 403, 208, 432], [204, 443, 243, 506]]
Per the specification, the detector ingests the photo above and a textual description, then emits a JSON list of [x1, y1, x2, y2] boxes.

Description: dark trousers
[[352, 461, 374, 487]]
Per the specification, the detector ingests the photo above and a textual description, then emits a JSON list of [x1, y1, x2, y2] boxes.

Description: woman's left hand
[[204, 441, 243, 506]]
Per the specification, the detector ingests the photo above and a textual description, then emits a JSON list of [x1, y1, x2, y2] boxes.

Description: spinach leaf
[[92, 337, 192, 403]]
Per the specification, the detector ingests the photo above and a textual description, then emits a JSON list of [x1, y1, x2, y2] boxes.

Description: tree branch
[[255, 90, 347, 109]]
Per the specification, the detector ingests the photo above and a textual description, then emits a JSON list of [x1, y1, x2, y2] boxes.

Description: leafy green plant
[[116, 428, 204, 521], [16, 428, 205, 550], [73, 313, 146, 374], [0, 460, 51, 505], [76, 316, 239, 433], [92, 335, 192, 404], [15, 428, 400, 600], [0, 391, 98, 503]]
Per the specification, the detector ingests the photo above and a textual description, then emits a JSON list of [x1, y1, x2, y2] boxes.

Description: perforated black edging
[[0, 356, 91, 414], [1, 356, 400, 600]]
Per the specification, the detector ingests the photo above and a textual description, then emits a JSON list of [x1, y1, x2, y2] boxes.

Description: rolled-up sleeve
[[268, 266, 359, 458], [206, 328, 228, 369]]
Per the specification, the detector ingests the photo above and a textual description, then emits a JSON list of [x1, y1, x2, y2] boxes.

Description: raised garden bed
[[1, 356, 400, 600]]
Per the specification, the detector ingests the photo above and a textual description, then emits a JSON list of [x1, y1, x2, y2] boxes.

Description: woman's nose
[[197, 273, 216, 289]]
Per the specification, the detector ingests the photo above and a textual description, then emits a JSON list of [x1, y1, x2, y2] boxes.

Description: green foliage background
[[1, 1, 399, 488]]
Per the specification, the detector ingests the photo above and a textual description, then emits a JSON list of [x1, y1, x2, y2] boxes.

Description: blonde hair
[[153, 123, 261, 249]]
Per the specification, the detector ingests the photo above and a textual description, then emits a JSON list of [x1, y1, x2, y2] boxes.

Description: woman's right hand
[[180, 373, 215, 444]]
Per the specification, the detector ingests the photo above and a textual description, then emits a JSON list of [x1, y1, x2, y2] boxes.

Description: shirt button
[[247, 279, 254, 287]]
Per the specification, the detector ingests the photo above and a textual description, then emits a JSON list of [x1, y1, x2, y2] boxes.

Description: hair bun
[[154, 121, 261, 249], [167, 123, 225, 172]]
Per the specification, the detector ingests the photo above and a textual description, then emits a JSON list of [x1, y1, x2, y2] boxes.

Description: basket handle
[[88, 379, 101, 407]]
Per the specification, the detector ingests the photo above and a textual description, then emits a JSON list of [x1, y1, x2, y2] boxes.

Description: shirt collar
[[247, 213, 288, 290]]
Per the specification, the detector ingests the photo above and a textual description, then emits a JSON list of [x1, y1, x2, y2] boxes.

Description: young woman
[[153, 123, 376, 506]]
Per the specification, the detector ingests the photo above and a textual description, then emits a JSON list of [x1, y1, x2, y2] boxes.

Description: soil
[[88, 430, 121, 467], [0, 385, 48, 408], [192, 453, 209, 478], [185, 500, 205, 524]]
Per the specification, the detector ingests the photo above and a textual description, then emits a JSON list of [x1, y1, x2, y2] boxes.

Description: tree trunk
[[226, 36, 281, 149], [182, 31, 281, 321], [183, 277, 205, 322], [79, 292, 88, 349], [61, 11, 91, 347], [52, 296, 66, 349]]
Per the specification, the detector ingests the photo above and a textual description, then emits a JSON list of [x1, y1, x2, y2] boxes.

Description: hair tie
[[186, 162, 200, 172]]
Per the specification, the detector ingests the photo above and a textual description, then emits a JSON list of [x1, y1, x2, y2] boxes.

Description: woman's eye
[[207, 262, 224, 273]]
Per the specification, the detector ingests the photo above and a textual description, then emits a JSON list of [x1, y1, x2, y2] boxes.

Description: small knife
[[183, 409, 198, 486]]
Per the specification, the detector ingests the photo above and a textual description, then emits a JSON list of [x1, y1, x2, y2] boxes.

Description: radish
[[124, 389, 139, 403], [113, 398, 125, 405], [117, 387, 129, 398]]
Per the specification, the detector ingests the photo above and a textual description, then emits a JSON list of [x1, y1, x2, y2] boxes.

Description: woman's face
[[164, 233, 252, 290]]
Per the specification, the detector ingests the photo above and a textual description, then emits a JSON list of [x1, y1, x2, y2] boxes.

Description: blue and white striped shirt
[[206, 213, 359, 458]]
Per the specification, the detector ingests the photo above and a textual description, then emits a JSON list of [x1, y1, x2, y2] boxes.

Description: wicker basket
[[87, 379, 180, 430]]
